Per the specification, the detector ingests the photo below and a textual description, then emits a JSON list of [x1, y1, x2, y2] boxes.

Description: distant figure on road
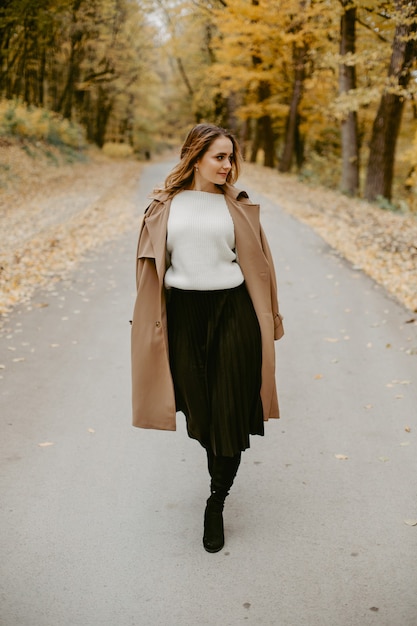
[[131, 123, 284, 553]]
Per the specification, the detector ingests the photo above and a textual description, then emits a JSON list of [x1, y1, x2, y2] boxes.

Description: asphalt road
[[1, 161, 417, 626]]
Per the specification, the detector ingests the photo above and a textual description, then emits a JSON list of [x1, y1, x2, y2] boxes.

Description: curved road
[[1, 161, 417, 626]]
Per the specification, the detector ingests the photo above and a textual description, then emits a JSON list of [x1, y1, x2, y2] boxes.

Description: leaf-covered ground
[[1, 147, 416, 337], [0, 143, 142, 330], [242, 163, 417, 314]]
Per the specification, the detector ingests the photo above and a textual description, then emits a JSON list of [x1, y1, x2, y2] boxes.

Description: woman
[[131, 123, 284, 553]]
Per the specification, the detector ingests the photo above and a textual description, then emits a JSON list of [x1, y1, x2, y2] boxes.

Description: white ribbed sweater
[[164, 190, 244, 290]]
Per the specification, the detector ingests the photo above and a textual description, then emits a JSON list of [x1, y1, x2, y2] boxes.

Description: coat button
[[155, 321, 161, 328]]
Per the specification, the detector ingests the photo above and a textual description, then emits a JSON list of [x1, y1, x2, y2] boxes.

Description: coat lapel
[[226, 196, 260, 236], [224, 194, 267, 278]]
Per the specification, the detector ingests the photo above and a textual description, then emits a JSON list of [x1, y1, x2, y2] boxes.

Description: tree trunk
[[57, 0, 83, 120], [339, 2, 359, 195], [364, 1, 417, 202], [250, 0, 275, 167], [94, 87, 113, 147], [250, 118, 261, 163], [240, 117, 251, 160], [58, 41, 79, 119], [38, 46, 46, 106], [257, 80, 274, 167], [279, 41, 307, 172], [176, 56, 194, 97], [260, 112, 275, 167]]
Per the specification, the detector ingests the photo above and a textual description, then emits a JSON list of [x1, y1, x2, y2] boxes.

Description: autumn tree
[[278, 0, 309, 173], [0, 0, 159, 148], [148, 0, 245, 135], [0, 0, 58, 105], [338, 0, 359, 195], [364, 1, 417, 201], [207, 0, 290, 166]]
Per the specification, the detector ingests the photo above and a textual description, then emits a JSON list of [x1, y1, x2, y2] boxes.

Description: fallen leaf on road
[[324, 337, 339, 342], [0, 364, 5, 369], [335, 454, 349, 460], [12, 357, 25, 362], [244, 163, 417, 314], [38, 442, 54, 447], [405, 426, 411, 432], [88, 428, 95, 433], [404, 519, 417, 526], [378, 457, 390, 462], [0, 155, 142, 325], [364, 404, 373, 409], [314, 374, 323, 380], [400, 442, 410, 446]]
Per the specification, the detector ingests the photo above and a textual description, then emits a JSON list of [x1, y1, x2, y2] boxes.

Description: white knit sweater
[[164, 190, 244, 290]]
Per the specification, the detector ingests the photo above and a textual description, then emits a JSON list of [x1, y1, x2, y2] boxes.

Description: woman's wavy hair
[[157, 124, 242, 197]]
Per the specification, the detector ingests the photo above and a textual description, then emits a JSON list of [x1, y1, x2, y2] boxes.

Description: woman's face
[[194, 136, 233, 191]]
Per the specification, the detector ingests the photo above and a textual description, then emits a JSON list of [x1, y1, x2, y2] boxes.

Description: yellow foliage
[[330, 87, 382, 120], [0, 99, 85, 149], [102, 142, 134, 158]]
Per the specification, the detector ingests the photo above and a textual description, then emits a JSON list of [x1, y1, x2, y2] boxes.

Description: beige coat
[[131, 184, 284, 430]]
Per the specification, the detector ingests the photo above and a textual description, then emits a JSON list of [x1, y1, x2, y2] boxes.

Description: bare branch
[[356, 16, 391, 43]]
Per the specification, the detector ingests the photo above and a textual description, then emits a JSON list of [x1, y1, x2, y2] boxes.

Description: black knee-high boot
[[203, 452, 241, 553]]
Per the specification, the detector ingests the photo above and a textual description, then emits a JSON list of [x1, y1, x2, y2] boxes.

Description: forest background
[[1, 0, 417, 317], [1, 0, 417, 206]]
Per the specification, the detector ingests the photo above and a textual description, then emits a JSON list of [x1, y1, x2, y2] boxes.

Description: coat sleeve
[[135, 215, 146, 289], [135, 201, 158, 290]]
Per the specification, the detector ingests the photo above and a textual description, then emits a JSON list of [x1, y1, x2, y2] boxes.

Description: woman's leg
[[206, 446, 215, 478], [203, 450, 241, 553]]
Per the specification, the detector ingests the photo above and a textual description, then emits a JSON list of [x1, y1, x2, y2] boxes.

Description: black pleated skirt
[[166, 282, 263, 457]]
